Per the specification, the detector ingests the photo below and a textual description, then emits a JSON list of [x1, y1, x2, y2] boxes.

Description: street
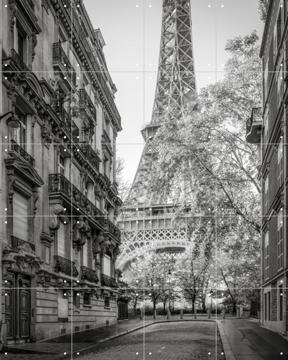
[[80, 321, 224, 360]]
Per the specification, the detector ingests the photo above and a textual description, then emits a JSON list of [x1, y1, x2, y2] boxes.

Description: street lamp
[[167, 269, 171, 319]]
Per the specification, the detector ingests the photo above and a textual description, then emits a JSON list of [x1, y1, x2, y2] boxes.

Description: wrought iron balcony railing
[[81, 266, 99, 283], [48, 173, 103, 218], [79, 88, 96, 122], [52, 100, 80, 141], [54, 255, 78, 277], [79, 142, 100, 172], [103, 218, 121, 239], [9, 139, 35, 167], [9, 49, 31, 71], [101, 274, 118, 288], [52, 42, 77, 87], [11, 235, 35, 253], [246, 107, 262, 144]]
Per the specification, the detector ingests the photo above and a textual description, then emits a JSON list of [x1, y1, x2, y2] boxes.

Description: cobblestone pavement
[[80, 322, 225, 360]]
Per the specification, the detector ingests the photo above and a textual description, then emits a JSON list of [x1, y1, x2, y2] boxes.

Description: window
[[104, 296, 110, 308], [264, 231, 269, 279], [104, 156, 110, 178], [264, 176, 269, 213], [264, 293, 267, 321], [13, 113, 26, 148], [278, 137, 284, 185], [57, 222, 66, 256], [263, 105, 269, 145], [279, 285, 283, 321], [103, 254, 111, 277], [58, 290, 68, 320], [58, 155, 65, 176], [277, 209, 284, 270], [73, 291, 80, 309], [16, 22, 27, 62], [13, 191, 29, 241], [82, 241, 88, 267], [44, 246, 50, 265], [268, 291, 271, 320], [277, 62, 284, 105], [83, 293, 91, 306], [263, 58, 269, 99]]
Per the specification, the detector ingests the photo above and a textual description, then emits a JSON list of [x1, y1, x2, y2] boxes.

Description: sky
[[83, 0, 263, 184]]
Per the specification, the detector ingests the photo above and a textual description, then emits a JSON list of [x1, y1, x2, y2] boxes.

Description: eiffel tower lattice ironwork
[[117, 0, 197, 271]]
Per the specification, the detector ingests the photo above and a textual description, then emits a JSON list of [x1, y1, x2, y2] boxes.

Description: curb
[[216, 320, 237, 360], [56, 321, 155, 359]]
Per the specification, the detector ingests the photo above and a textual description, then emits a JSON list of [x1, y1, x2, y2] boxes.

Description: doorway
[[5, 274, 31, 342]]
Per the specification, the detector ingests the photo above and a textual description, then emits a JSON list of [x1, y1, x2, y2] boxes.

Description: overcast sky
[[83, 0, 263, 184]]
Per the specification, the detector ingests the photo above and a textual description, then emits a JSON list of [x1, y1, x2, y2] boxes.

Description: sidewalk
[[2, 316, 168, 360], [218, 318, 288, 360]]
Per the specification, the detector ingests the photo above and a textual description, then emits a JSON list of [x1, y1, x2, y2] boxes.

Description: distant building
[[0, 0, 122, 343], [247, 0, 286, 334]]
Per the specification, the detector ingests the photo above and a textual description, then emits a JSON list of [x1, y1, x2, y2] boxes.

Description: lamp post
[[167, 269, 171, 319]]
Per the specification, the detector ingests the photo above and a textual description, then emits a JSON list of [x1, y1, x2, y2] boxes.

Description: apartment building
[[0, 0, 122, 343]]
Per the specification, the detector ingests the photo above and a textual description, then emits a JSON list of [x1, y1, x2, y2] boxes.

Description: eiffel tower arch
[[117, 0, 197, 271]]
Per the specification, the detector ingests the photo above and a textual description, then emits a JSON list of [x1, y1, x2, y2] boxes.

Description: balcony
[[9, 140, 35, 167], [79, 88, 97, 123], [54, 255, 78, 277], [48, 173, 102, 219], [101, 274, 118, 288], [104, 218, 121, 239], [11, 235, 35, 253], [81, 266, 99, 283], [8, 48, 31, 72], [52, 100, 80, 141], [52, 42, 76, 88], [79, 142, 101, 172], [102, 129, 113, 154], [246, 107, 262, 144]]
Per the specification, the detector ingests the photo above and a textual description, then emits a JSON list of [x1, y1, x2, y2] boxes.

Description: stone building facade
[[0, 0, 122, 344], [247, 0, 287, 334]]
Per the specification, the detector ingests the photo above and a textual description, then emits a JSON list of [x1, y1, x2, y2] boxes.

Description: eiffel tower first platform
[[117, 0, 197, 271]]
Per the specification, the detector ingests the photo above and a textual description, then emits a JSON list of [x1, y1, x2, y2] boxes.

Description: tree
[[176, 242, 212, 314], [147, 31, 262, 313], [115, 157, 130, 200], [121, 252, 176, 318], [219, 219, 260, 312], [152, 31, 261, 231], [258, 0, 269, 21]]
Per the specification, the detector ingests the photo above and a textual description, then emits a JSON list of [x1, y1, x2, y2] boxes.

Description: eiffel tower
[[117, 0, 197, 271]]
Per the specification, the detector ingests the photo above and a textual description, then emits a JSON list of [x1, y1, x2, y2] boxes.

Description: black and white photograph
[[0, 0, 287, 359]]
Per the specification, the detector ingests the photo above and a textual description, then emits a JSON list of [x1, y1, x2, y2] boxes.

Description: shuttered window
[[57, 223, 66, 256], [13, 192, 29, 241]]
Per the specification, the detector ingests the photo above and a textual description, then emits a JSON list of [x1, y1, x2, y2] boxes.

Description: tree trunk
[[133, 298, 138, 316], [232, 301, 237, 316], [163, 301, 166, 314]]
